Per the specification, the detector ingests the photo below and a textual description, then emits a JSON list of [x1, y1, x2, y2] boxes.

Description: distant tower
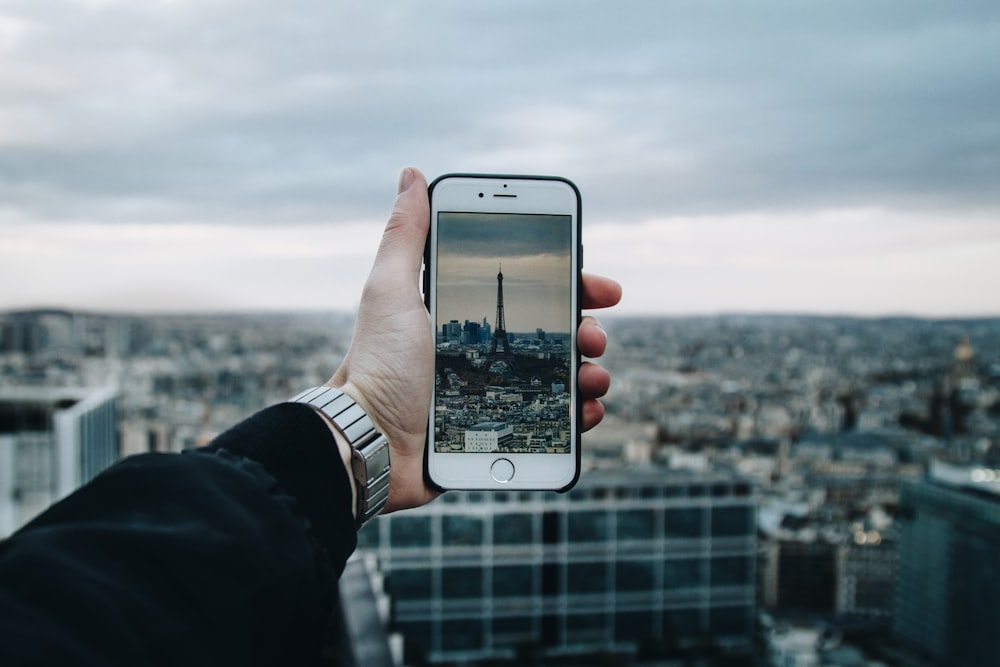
[[953, 335, 976, 380], [489, 265, 514, 362]]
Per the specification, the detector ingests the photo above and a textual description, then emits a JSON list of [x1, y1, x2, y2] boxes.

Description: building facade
[[464, 422, 514, 452], [893, 462, 1000, 667], [357, 468, 757, 664], [0, 386, 119, 536]]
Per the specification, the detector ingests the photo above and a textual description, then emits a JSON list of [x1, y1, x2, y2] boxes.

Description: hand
[[577, 276, 622, 431], [331, 167, 621, 514]]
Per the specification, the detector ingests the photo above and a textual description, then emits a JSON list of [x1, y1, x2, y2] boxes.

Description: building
[[462, 320, 481, 345], [762, 538, 838, 614], [464, 422, 514, 452], [0, 386, 119, 536], [835, 531, 895, 622], [893, 460, 1000, 667], [357, 468, 757, 664], [441, 320, 462, 342]]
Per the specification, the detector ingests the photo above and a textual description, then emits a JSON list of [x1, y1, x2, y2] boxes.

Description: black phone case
[[423, 173, 583, 493]]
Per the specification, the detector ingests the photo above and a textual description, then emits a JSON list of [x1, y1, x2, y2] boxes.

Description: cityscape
[[434, 266, 573, 455], [2, 308, 999, 666]]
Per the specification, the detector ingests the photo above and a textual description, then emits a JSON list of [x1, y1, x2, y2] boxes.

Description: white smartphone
[[424, 174, 582, 492]]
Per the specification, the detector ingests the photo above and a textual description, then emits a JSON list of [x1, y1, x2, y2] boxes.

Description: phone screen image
[[433, 211, 575, 456]]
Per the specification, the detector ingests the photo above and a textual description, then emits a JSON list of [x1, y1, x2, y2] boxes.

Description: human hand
[[329, 167, 436, 514], [577, 274, 623, 430], [331, 167, 621, 514]]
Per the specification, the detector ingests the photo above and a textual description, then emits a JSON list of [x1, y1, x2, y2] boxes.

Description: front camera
[[478, 192, 484, 198]]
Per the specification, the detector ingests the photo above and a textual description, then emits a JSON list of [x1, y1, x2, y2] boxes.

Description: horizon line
[[3, 304, 999, 322]]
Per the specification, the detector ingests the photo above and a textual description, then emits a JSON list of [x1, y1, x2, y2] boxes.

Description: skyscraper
[[893, 460, 1000, 666]]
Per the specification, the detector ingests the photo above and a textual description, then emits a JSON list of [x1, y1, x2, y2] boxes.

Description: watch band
[[290, 386, 391, 528]]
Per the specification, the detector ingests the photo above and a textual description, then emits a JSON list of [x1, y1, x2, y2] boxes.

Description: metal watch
[[290, 386, 391, 528]]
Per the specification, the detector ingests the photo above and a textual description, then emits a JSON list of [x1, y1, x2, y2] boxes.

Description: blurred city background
[[2, 310, 998, 666]]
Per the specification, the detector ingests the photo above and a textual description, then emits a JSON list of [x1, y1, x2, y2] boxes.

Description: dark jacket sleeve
[[0, 403, 356, 667]]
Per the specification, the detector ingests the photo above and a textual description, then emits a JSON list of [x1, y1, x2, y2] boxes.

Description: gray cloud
[[2, 1, 999, 228], [438, 213, 572, 258]]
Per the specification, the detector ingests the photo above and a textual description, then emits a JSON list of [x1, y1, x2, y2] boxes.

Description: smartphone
[[424, 174, 582, 491]]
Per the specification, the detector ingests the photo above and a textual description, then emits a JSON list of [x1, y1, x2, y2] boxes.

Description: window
[[711, 506, 753, 537], [494, 512, 534, 545], [443, 514, 483, 546], [567, 561, 607, 594], [493, 565, 534, 598], [569, 510, 609, 542], [617, 509, 656, 541], [615, 611, 654, 643], [664, 558, 703, 590], [662, 608, 702, 643], [711, 556, 751, 587], [390, 516, 431, 548], [664, 507, 703, 539], [492, 615, 535, 643], [565, 610, 608, 643], [616, 559, 656, 592], [441, 617, 482, 651], [388, 568, 433, 598], [640, 485, 661, 499], [442, 566, 482, 598]]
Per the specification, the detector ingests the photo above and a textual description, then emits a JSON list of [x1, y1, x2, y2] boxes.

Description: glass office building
[[357, 468, 757, 664], [894, 461, 1000, 667]]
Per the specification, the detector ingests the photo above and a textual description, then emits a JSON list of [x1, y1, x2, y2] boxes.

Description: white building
[[464, 422, 513, 452], [0, 386, 119, 536]]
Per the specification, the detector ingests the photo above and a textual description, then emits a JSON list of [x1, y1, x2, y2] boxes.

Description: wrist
[[290, 386, 391, 528]]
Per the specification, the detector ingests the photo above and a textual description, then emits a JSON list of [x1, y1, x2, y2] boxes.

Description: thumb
[[370, 167, 430, 282]]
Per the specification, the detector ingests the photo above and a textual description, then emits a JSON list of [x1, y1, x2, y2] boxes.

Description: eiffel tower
[[488, 264, 514, 368]]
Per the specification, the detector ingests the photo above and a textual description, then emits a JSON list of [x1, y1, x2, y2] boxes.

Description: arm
[[0, 405, 346, 666]]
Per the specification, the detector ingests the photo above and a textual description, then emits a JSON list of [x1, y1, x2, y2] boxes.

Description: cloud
[[3, 2, 999, 221], [1, 1, 999, 314], [437, 213, 572, 258], [585, 207, 1000, 317]]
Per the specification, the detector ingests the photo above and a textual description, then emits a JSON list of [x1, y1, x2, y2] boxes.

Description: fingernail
[[397, 167, 415, 194]]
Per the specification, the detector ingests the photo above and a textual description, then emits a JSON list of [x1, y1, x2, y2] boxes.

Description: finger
[[579, 361, 611, 400], [371, 167, 430, 281], [578, 316, 608, 359], [581, 398, 606, 432], [581, 273, 622, 311]]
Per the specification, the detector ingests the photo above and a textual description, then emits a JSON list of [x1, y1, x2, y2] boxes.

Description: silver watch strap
[[290, 386, 391, 528]]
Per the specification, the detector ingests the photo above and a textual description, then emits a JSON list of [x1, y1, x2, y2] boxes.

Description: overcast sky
[[435, 213, 572, 332], [2, 1, 998, 316]]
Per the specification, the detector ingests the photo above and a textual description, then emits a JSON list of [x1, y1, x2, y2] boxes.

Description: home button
[[490, 458, 515, 483]]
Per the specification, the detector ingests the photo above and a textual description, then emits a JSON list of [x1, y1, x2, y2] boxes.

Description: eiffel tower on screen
[[487, 264, 515, 369]]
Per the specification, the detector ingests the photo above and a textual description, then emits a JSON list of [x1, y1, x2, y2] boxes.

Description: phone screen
[[433, 211, 575, 455]]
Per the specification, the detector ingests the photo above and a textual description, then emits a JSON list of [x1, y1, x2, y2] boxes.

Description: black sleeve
[[0, 403, 356, 667]]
